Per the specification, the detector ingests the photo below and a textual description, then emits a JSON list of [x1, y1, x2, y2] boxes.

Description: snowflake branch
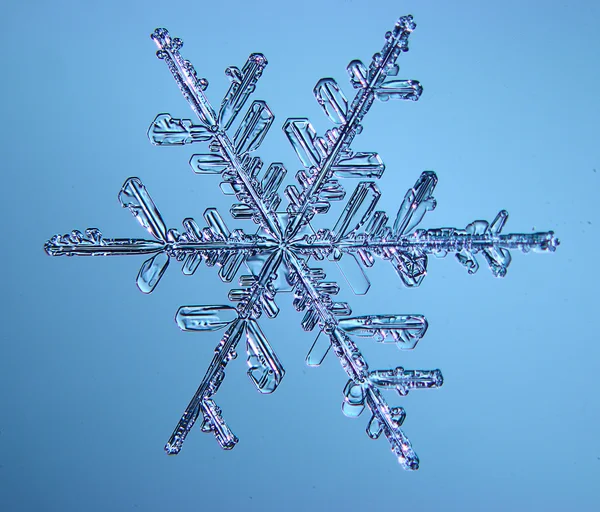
[[44, 177, 277, 296], [285, 251, 439, 469], [151, 29, 283, 239], [292, 172, 559, 286], [165, 248, 285, 454], [283, 16, 420, 239]]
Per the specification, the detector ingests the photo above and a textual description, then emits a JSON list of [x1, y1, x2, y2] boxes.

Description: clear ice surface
[[44, 15, 559, 470]]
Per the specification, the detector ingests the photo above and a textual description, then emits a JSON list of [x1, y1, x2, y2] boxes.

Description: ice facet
[[283, 118, 321, 168], [306, 331, 331, 367], [119, 178, 167, 241], [332, 182, 380, 240], [148, 114, 213, 146], [366, 414, 383, 439], [336, 254, 370, 295], [219, 53, 268, 131], [375, 79, 423, 102], [233, 100, 274, 155], [201, 398, 238, 450], [393, 171, 437, 236], [137, 252, 169, 293], [339, 314, 428, 349], [347, 60, 368, 89], [482, 246, 512, 277], [342, 380, 366, 418], [314, 78, 348, 124], [260, 163, 286, 208], [368, 368, 443, 396], [331, 152, 385, 179], [190, 154, 230, 174], [392, 250, 428, 288], [245, 320, 285, 393], [175, 305, 238, 331], [204, 208, 230, 239]]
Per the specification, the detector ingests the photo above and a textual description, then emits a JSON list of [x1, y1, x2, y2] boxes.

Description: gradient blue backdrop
[[2, 0, 599, 510]]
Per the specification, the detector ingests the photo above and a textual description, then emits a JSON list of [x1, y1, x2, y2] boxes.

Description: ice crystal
[[44, 15, 559, 470]]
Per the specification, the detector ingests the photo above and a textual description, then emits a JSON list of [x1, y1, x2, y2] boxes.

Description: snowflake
[[44, 15, 559, 470]]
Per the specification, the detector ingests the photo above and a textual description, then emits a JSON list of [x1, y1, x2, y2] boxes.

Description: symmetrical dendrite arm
[[149, 29, 285, 239], [44, 177, 275, 292], [165, 248, 286, 453], [292, 172, 559, 292], [284, 251, 441, 470], [282, 15, 422, 239]]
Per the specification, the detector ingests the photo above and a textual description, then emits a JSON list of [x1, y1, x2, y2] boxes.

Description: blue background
[[2, 0, 599, 510]]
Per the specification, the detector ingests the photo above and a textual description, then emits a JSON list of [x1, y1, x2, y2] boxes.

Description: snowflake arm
[[44, 177, 275, 292], [283, 15, 422, 240], [166, 248, 285, 454], [292, 171, 559, 288], [285, 251, 441, 470], [150, 29, 284, 239]]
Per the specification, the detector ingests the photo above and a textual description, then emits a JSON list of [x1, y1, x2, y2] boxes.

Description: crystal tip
[[396, 15, 416, 32], [164, 442, 181, 455], [151, 28, 182, 54], [43, 239, 54, 256], [400, 455, 420, 471], [547, 233, 560, 252]]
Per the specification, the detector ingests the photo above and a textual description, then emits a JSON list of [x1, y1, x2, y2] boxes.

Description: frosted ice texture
[[44, 16, 559, 470]]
